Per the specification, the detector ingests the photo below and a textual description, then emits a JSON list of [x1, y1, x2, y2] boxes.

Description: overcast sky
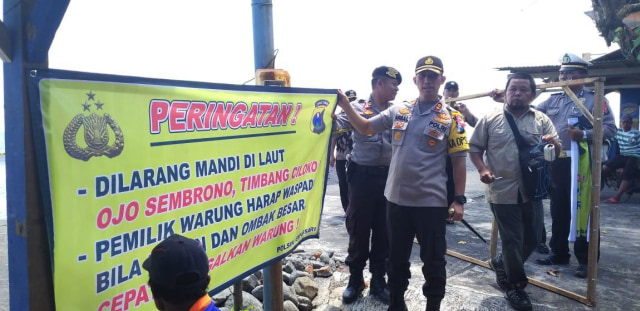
[[1, 0, 621, 131]]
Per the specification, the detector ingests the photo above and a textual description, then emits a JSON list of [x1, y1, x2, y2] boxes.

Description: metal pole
[[4, 1, 69, 310], [3, 1, 30, 309], [251, 1, 283, 311], [252, 0, 275, 70]]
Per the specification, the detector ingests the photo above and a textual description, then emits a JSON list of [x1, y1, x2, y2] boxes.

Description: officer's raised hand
[[337, 90, 350, 109]]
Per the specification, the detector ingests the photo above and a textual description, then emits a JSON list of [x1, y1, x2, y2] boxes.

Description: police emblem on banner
[[63, 91, 124, 161], [311, 99, 328, 134]]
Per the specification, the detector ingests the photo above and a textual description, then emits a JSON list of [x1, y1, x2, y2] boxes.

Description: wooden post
[[234, 283, 243, 310], [586, 78, 605, 306]]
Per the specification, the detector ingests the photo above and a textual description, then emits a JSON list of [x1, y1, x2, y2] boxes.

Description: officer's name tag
[[393, 114, 411, 130], [427, 120, 447, 140]]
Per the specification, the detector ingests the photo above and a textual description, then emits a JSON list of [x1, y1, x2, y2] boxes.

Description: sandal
[[605, 197, 619, 203]]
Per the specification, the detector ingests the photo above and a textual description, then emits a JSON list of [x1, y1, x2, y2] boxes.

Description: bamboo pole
[[444, 77, 602, 103], [445, 249, 593, 306], [586, 78, 605, 306], [562, 86, 595, 125]]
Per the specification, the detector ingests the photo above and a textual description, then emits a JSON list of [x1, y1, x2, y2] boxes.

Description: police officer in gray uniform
[[337, 56, 469, 311], [335, 66, 402, 304], [534, 53, 616, 278]]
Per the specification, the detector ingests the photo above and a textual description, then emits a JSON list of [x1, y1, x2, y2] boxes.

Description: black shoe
[[370, 274, 390, 304], [387, 291, 407, 311], [489, 256, 510, 291], [536, 243, 550, 254], [505, 288, 532, 311], [342, 275, 365, 304], [575, 264, 587, 278], [535, 255, 569, 265], [426, 299, 442, 311]]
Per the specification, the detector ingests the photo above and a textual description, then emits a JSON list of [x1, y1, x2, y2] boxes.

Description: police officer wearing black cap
[[535, 52, 616, 278], [143, 234, 221, 311], [334, 66, 402, 304], [444, 81, 478, 127], [337, 56, 469, 311]]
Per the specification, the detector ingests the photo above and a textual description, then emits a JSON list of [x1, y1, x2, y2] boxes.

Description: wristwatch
[[454, 195, 467, 205]]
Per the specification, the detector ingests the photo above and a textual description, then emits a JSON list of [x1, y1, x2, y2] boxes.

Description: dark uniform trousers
[[344, 161, 389, 274], [386, 202, 447, 300], [550, 158, 600, 264], [335, 159, 349, 212], [490, 198, 540, 287]]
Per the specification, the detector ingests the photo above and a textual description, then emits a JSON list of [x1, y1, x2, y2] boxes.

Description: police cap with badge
[[559, 52, 591, 72], [372, 66, 402, 84], [345, 90, 357, 102], [415, 56, 444, 75], [444, 81, 459, 91]]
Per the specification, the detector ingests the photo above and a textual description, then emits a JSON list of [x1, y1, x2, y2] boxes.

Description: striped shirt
[[615, 128, 640, 158]]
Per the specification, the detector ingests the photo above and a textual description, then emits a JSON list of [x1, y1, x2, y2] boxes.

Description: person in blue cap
[[143, 234, 221, 311], [535, 52, 616, 278]]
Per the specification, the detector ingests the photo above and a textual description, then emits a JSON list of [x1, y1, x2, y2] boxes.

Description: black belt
[[351, 162, 389, 175]]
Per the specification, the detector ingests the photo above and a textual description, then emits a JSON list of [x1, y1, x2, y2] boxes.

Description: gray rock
[[313, 266, 332, 278], [251, 285, 264, 301], [284, 261, 297, 274], [297, 296, 313, 311], [223, 291, 263, 311], [318, 251, 331, 264], [282, 271, 292, 285], [283, 282, 299, 305], [292, 276, 318, 300], [243, 273, 261, 292], [290, 257, 308, 271], [211, 287, 232, 306], [313, 305, 342, 311], [283, 300, 299, 311]]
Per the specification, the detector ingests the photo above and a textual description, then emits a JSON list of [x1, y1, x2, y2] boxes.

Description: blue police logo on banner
[[311, 99, 328, 134]]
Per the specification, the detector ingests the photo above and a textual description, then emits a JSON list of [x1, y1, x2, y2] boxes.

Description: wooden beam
[[562, 86, 594, 126], [444, 78, 601, 103], [445, 250, 593, 307]]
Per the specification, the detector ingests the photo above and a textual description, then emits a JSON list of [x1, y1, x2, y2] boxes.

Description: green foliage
[[632, 27, 640, 62], [614, 26, 640, 61], [613, 27, 624, 43]]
